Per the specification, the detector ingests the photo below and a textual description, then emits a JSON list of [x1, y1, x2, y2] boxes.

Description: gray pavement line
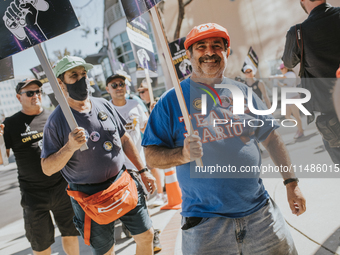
[[284, 219, 339, 255], [272, 183, 339, 255]]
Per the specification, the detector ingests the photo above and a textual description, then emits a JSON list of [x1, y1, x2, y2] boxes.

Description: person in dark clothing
[[282, 0, 340, 164], [0, 79, 79, 255]]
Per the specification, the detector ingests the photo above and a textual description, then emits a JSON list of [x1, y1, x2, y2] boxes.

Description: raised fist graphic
[[179, 58, 192, 76], [3, 0, 49, 44], [137, 49, 150, 69]]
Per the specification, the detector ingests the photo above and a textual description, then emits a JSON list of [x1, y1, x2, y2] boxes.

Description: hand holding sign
[[3, 0, 49, 44]]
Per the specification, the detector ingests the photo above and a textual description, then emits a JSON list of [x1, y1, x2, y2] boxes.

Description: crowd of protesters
[[0, 0, 340, 255]]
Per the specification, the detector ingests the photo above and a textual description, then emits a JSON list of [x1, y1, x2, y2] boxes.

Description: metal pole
[[33, 44, 88, 151], [149, 7, 203, 167]]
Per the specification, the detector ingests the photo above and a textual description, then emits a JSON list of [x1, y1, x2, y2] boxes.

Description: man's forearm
[[262, 130, 296, 180], [145, 145, 187, 169], [41, 143, 75, 176]]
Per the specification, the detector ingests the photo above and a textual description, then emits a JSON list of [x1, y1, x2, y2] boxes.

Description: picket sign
[[149, 7, 203, 167], [144, 68, 155, 105], [33, 44, 88, 151], [0, 136, 8, 166]]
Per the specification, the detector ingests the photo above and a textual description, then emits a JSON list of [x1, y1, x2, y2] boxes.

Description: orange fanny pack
[[67, 170, 138, 245]]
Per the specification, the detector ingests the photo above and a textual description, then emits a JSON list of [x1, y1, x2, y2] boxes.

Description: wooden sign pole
[[34, 44, 88, 151], [0, 136, 8, 166], [144, 68, 155, 105], [149, 7, 203, 167]]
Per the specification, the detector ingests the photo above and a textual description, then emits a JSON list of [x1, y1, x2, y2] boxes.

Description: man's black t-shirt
[[3, 110, 64, 190]]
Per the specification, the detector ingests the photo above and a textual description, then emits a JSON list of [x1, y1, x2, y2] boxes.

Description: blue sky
[[12, 0, 104, 78]]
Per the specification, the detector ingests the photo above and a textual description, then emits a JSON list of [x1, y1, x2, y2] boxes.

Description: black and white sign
[[242, 46, 259, 73], [127, 17, 157, 72], [0, 0, 80, 60], [121, 0, 162, 22], [169, 37, 192, 80]]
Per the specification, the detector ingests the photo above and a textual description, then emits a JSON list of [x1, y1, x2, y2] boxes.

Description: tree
[[53, 48, 71, 60], [174, 0, 193, 39]]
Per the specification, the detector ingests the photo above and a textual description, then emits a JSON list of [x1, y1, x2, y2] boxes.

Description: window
[[123, 42, 131, 52], [120, 32, 128, 43], [112, 31, 136, 73]]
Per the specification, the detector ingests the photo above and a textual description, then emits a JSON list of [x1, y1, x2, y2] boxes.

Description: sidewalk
[[158, 119, 340, 255], [0, 195, 178, 255], [1, 119, 340, 255]]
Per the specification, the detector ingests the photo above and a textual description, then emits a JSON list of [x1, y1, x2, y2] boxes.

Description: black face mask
[[64, 76, 89, 101]]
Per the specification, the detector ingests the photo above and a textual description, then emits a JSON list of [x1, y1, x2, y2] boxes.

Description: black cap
[[16, 79, 43, 94], [106, 74, 126, 86]]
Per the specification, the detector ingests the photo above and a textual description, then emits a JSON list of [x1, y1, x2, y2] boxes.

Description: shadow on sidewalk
[[314, 227, 340, 255], [285, 132, 319, 146], [11, 236, 91, 255]]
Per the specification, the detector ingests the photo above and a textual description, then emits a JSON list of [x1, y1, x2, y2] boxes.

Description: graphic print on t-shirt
[[21, 121, 43, 143], [124, 114, 138, 131]]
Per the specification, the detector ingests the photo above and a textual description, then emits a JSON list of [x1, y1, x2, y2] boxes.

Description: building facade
[[103, 0, 168, 98], [0, 79, 23, 120]]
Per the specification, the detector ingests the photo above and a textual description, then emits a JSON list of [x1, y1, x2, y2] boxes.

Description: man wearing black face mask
[[41, 56, 156, 255]]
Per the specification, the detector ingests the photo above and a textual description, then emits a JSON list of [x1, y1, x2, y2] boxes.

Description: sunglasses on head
[[110, 82, 125, 89], [19, 89, 41, 97]]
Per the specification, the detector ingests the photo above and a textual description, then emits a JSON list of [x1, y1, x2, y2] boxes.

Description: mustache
[[199, 55, 222, 63]]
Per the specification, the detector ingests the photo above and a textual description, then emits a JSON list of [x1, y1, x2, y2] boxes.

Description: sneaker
[[121, 223, 132, 238], [150, 194, 165, 208], [294, 131, 304, 139], [153, 229, 162, 253]]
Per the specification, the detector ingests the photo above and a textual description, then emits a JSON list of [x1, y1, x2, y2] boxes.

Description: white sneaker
[[150, 194, 166, 208]]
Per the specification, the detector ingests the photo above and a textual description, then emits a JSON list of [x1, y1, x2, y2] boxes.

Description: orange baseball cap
[[337, 67, 340, 78], [184, 23, 231, 50]]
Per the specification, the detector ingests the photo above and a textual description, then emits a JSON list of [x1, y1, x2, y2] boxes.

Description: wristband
[[283, 178, 299, 186], [138, 168, 149, 174]]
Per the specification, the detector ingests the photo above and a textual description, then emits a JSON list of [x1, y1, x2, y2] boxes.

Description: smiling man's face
[[186, 37, 227, 79]]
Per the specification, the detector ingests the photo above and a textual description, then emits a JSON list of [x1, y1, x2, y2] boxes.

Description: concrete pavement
[[1, 116, 340, 255]]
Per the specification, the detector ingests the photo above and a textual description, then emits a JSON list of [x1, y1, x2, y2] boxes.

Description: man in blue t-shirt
[[41, 56, 156, 255], [142, 23, 306, 255]]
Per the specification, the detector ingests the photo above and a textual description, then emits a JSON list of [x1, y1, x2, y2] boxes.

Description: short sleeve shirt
[[3, 110, 63, 190], [41, 97, 126, 184], [142, 77, 279, 218], [110, 99, 148, 169]]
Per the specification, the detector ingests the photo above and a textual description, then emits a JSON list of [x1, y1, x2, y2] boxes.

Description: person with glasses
[[137, 79, 158, 112], [0, 79, 80, 255], [41, 56, 156, 255], [106, 74, 164, 253], [243, 65, 271, 109]]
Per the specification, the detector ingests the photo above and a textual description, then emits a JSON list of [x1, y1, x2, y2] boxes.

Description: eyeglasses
[[244, 70, 253, 74], [19, 89, 41, 97], [110, 82, 125, 89]]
